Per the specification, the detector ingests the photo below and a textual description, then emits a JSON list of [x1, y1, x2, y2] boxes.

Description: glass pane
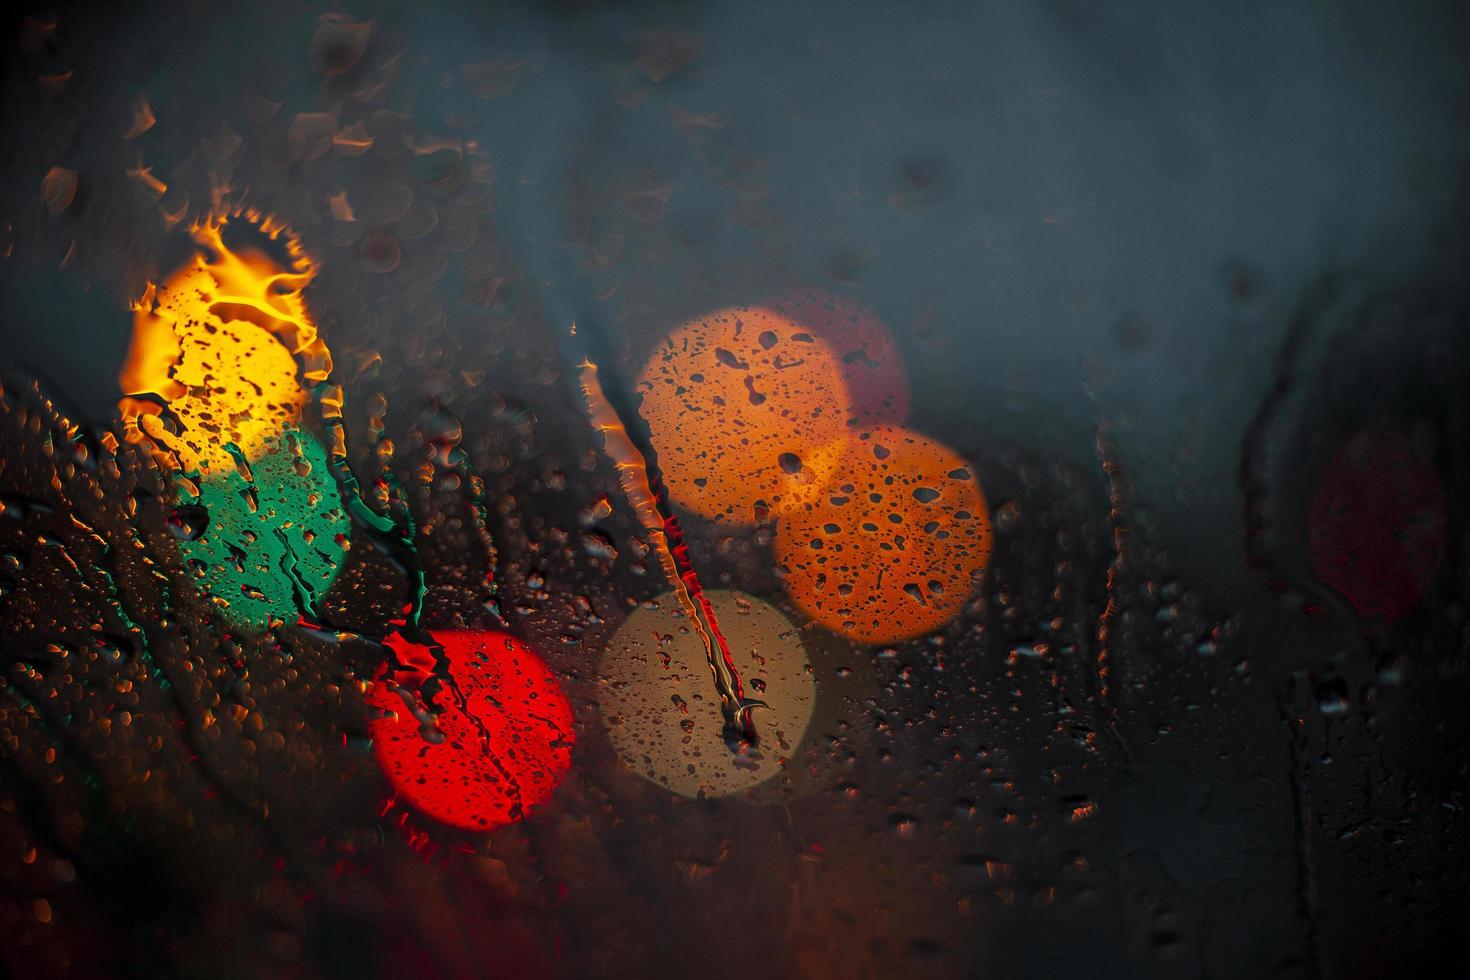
[[2, 2, 1466, 977]]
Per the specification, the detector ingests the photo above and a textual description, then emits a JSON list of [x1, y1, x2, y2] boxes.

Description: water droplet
[[165, 504, 209, 540]]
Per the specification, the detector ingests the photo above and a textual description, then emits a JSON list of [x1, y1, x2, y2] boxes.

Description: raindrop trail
[[1238, 278, 1338, 575], [313, 382, 512, 778], [317, 380, 427, 628], [315, 383, 491, 732], [1277, 674, 1325, 980], [423, 406, 502, 623], [448, 447, 502, 620], [578, 352, 764, 752], [1091, 419, 1137, 764], [1093, 419, 1128, 709]]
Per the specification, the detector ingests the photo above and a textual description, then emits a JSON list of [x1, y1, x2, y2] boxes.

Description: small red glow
[[764, 287, 910, 426], [367, 629, 574, 831], [1308, 429, 1447, 624]]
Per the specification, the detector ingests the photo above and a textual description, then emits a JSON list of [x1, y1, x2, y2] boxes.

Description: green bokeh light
[[176, 427, 350, 631]]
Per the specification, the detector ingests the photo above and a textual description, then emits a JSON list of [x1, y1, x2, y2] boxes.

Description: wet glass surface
[[1, 2, 1468, 977]]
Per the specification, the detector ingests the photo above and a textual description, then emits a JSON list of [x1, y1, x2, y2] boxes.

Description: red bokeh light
[[367, 629, 574, 831], [1308, 429, 1447, 624]]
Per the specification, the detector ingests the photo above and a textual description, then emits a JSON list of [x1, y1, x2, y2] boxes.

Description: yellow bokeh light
[[598, 589, 819, 799], [118, 212, 332, 478]]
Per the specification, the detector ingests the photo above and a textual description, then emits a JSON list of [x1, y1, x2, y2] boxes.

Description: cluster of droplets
[[634, 290, 994, 645], [112, 209, 572, 832]]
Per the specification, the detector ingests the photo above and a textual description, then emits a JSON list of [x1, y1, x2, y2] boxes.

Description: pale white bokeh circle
[[597, 589, 819, 798]]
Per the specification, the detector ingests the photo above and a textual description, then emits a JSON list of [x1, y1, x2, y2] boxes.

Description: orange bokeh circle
[[366, 629, 574, 831], [636, 306, 853, 525], [774, 425, 992, 644]]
